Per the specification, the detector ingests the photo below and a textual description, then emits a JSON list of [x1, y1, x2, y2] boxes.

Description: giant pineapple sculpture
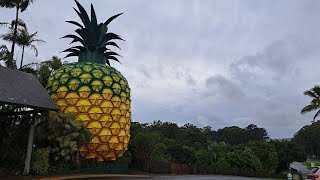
[[46, 1, 130, 161]]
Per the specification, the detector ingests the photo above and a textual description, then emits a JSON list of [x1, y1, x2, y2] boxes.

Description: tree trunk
[[9, 6, 20, 69], [20, 46, 25, 68], [23, 114, 39, 175]]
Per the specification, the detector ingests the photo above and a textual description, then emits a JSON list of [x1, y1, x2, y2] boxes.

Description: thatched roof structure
[[0, 66, 58, 111]]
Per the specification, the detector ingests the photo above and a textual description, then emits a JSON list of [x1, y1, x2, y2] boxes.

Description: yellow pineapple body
[[47, 62, 131, 161]]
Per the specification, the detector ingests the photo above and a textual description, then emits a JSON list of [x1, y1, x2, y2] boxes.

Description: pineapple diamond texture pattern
[[47, 62, 131, 161]]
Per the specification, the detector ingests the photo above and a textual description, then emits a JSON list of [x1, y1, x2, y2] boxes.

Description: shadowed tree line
[[128, 121, 307, 173]]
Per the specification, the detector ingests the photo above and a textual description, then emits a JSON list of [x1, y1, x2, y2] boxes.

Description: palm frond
[[29, 45, 38, 56], [301, 104, 319, 114], [312, 86, 320, 97], [304, 90, 319, 99], [311, 99, 320, 105], [20, 0, 34, 12]]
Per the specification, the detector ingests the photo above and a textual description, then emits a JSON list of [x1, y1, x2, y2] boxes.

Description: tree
[[226, 147, 262, 171], [245, 124, 269, 142], [0, 45, 12, 67], [216, 126, 246, 145], [1, 19, 27, 68], [301, 85, 320, 122], [2, 28, 44, 68], [180, 123, 206, 145], [0, 0, 35, 68], [207, 141, 229, 165], [132, 131, 165, 161], [35, 112, 91, 164], [167, 144, 196, 164], [246, 141, 278, 173], [19, 56, 63, 87], [293, 121, 320, 158], [270, 140, 307, 172], [149, 120, 179, 140]]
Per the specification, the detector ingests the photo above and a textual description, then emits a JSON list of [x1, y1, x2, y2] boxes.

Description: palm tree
[[0, 19, 27, 68], [301, 85, 320, 122], [0, 0, 35, 68], [0, 45, 15, 68], [2, 27, 44, 68], [17, 29, 44, 68]]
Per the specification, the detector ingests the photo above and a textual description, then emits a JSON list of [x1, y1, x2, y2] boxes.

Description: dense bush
[[33, 112, 91, 175], [226, 147, 262, 171], [246, 141, 278, 173], [31, 148, 50, 175]]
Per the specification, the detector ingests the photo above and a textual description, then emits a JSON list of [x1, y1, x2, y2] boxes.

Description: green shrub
[[226, 147, 262, 171], [32, 148, 50, 175]]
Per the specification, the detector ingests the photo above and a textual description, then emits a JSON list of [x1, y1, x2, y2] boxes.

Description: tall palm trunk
[[9, 5, 20, 68], [20, 45, 25, 68]]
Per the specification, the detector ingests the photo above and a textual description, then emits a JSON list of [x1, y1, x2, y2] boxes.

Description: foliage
[[246, 141, 278, 173], [131, 131, 168, 161], [0, 19, 27, 68], [301, 85, 320, 122], [0, 0, 35, 68], [216, 124, 268, 145], [128, 121, 304, 173], [270, 140, 307, 172], [167, 144, 196, 164], [293, 120, 320, 158], [226, 147, 262, 171], [2, 27, 44, 68], [0, 105, 32, 173], [19, 56, 64, 87], [0, 45, 12, 67], [31, 148, 50, 175], [0, 0, 34, 12], [43, 112, 90, 162]]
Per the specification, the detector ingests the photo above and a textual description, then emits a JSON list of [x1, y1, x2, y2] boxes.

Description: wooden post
[[23, 113, 40, 175]]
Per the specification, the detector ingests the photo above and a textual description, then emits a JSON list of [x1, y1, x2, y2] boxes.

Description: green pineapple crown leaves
[[62, 0, 124, 66]]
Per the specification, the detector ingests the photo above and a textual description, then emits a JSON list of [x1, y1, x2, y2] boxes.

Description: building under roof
[[0, 66, 59, 112]]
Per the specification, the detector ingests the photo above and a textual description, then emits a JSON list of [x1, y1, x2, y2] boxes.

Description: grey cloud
[[230, 39, 304, 84], [1, 0, 320, 138], [205, 75, 245, 99]]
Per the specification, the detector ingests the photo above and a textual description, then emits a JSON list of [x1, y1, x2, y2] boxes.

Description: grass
[[303, 159, 320, 170]]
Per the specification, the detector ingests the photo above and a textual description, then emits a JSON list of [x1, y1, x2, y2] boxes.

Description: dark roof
[[0, 66, 59, 111]]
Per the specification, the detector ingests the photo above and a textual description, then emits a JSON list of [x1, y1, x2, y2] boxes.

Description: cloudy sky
[[1, 0, 319, 138]]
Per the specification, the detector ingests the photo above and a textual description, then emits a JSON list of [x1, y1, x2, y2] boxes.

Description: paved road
[[149, 175, 274, 180], [70, 175, 276, 180]]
